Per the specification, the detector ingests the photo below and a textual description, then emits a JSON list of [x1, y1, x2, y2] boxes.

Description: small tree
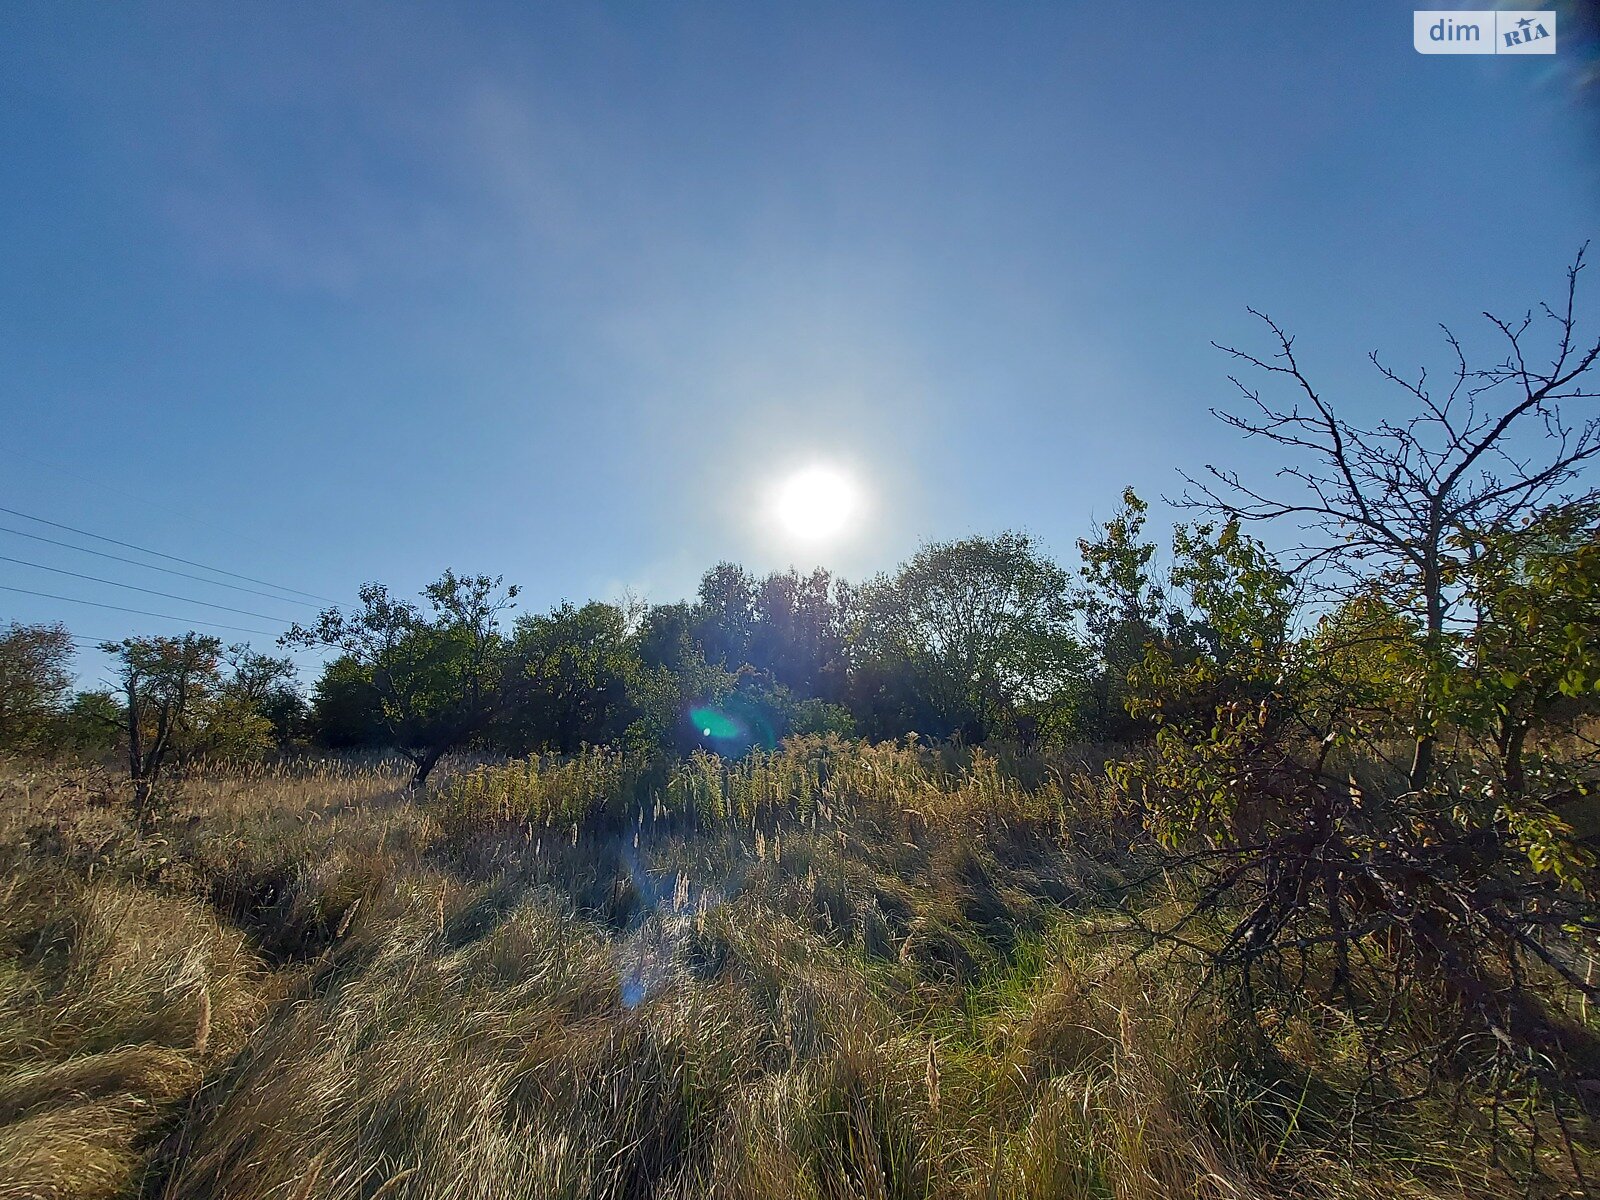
[[1455, 504, 1600, 809], [0, 621, 74, 755], [285, 572, 519, 787], [1126, 255, 1600, 1168], [1075, 489, 1185, 739], [853, 532, 1082, 743], [307, 654, 385, 749], [627, 602, 735, 754], [692, 562, 758, 669], [1184, 246, 1600, 790], [197, 645, 301, 758], [99, 633, 224, 826], [503, 601, 641, 754], [59, 690, 121, 756], [748, 567, 852, 703]]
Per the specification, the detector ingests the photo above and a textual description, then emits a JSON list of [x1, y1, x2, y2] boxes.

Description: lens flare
[[689, 705, 743, 740]]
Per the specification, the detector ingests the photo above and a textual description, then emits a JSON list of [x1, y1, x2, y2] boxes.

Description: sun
[[770, 464, 862, 543]]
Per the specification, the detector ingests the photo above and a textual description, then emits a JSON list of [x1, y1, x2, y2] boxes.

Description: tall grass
[[0, 744, 1590, 1198], [0, 867, 274, 1200]]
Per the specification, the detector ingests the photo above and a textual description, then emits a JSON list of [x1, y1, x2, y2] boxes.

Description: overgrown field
[[0, 740, 1592, 1199]]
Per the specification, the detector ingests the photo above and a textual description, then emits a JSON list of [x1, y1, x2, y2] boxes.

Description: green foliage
[[0, 622, 74, 756], [690, 563, 853, 704], [693, 561, 759, 668], [785, 695, 857, 739], [191, 694, 277, 761], [1112, 495, 1600, 1149], [307, 654, 385, 749], [224, 645, 301, 728], [853, 532, 1083, 744], [506, 601, 641, 754], [1, 631, 294, 770], [1458, 508, 1600, 720], [747, 567, 853, 701], [195, 645, 301, 759], [1114, 528, 1282, 845], [1122, 518, 1293, 737], [1074, 489, 1181, 740], [1169, 518, 1294, 664], [628, 603, 736, 755], [301, 567, 848, 764], [293, 542, 1065, 765], [1077, 489, 1166, 640], [1298, 591, 1426, 742], [100, 633, 226, 821], [284, 570, 520, 783], [1445, 507, 1600, 884], [57, 690, 120, 756]]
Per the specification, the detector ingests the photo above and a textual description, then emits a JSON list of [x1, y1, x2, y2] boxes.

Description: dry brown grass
[[0, 744, 1591, 1199], [0, 860, 276, 1200]]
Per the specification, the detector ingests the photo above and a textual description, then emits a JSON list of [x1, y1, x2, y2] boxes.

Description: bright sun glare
[[771, 464, 862, 543]]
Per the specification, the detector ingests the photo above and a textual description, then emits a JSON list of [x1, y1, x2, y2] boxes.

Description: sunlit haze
[[769, 464, 863, 545], [0, 3, 1594, 683]]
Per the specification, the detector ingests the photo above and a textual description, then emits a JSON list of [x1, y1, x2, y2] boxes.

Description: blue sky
[[1, 2, 1596, 685]]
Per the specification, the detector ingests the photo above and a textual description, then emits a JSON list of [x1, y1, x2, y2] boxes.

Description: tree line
[[0, 528, 1122, 788]]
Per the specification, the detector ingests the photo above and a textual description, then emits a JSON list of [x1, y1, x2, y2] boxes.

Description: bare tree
[[1183, 245, 1600, 790]]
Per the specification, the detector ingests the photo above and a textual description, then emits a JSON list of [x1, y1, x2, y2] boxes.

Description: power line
[[0, 620, 123, 646], [4, 612, 323, 662], [3, 623, 225, 649], [0, 523, 321, 608], [60, 631, 324, 658], [0, 554, 299, 623], [0, 504, 339, 605], [0, 445, 301, 561], [0, 584, 277, 636]]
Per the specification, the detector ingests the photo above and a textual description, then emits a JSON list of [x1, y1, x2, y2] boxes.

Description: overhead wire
[[0, 584, 278, 636], [0, 523, 322, 608], [0, 503, 339, 604], [0, 554, 301, 623], [0, 445, 301, 560]]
